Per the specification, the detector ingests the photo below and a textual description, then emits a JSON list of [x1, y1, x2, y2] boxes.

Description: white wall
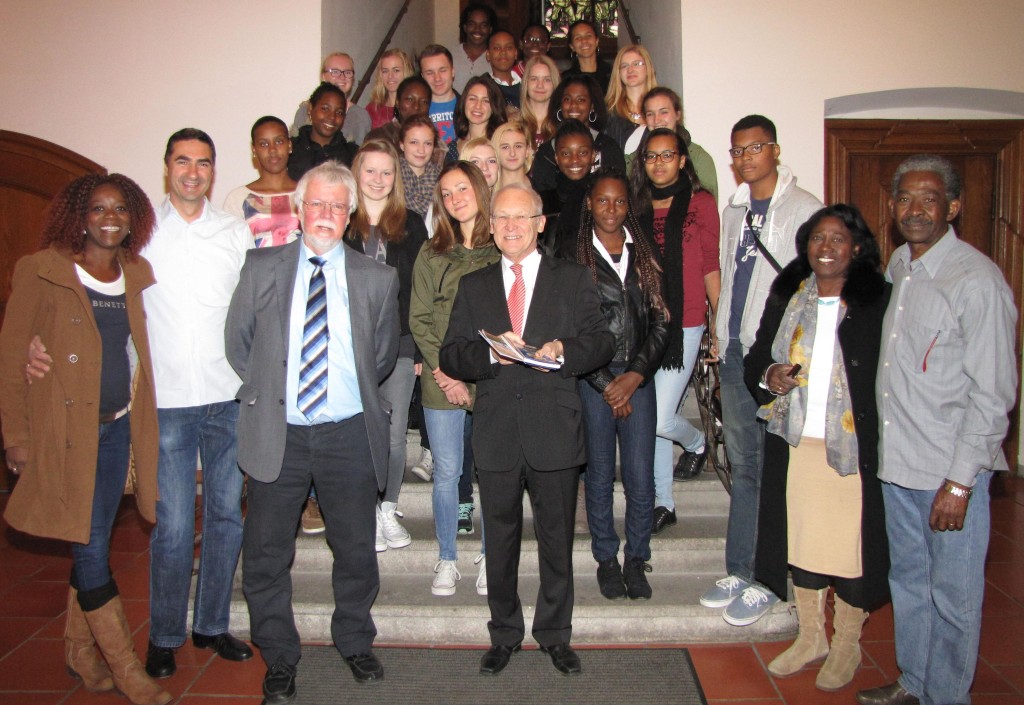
[[618, 0, 682, 98], [0, 0, 321, 206], [322, 0, 435, 105], [680, 0, 1024, 202]]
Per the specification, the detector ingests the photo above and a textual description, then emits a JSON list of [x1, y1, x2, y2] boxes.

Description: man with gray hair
[[856, 155, 1017, 705], [226, 161, 400, 704], [440, 183, 613, 677]]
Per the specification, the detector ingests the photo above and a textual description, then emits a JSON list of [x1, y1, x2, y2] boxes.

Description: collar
[[299, 237, 345, 268], [159, 196, 210, 225], [502, 247, 542, 273], [893, 226, 957, 277], [488, 72, 521, 87], [727, 164, 796, 210]]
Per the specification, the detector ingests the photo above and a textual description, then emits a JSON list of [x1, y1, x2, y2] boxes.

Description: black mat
[[293, 645, 707, 704]]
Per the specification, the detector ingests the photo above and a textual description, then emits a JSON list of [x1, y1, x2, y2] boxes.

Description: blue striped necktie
[[298, 256, 328, 420]]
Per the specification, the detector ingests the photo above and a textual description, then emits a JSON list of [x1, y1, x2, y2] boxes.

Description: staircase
[[220, 398, 797, 646]]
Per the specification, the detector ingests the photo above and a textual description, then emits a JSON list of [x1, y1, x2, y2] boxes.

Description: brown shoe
[[301, 497, 326, 535], [83, 594, 172, 705], [65, 588, 114, 692], [855, 682, 920, 705]]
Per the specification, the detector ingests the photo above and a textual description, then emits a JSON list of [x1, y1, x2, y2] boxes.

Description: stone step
[[226, 571, 795, 645]]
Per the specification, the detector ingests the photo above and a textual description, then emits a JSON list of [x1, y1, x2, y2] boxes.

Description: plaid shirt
[[400, 158, 442, 219]]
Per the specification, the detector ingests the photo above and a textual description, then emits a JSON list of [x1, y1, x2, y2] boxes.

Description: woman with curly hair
[[558, 168, 668, 601], [444, 75, 508, 164], [744, 204, 891, 691], [0, 174, 171, 705], [519, 55, 560, 149], [366, 48, 415, 129]]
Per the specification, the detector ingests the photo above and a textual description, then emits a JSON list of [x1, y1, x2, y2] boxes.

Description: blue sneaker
[[699, 575, 750, 608], [723, 584, 779, 626]]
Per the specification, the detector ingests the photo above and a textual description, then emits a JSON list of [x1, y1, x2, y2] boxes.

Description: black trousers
[[790, 565, 867, 609], [242, 415, 379, 668], [478, 455, 580, 648]]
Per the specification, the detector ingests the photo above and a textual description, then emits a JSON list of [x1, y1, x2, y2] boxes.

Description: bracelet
[[944, 482, 972, 499]]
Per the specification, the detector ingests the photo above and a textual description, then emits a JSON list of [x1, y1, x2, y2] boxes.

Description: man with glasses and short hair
[[700, 114, 821, 627], [226, 161, 400, 704], [440, 183, 613, 677], [291, 52, 372, 145]]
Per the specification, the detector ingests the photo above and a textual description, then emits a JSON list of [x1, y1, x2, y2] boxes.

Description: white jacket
[[716, 166, 822, 356]]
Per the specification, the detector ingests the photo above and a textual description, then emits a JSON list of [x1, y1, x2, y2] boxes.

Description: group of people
[[0, 7, 1017, 705]]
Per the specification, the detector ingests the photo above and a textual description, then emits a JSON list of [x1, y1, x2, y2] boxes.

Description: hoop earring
[[556, 109, 564, 122], [588, 110, 597, 124]]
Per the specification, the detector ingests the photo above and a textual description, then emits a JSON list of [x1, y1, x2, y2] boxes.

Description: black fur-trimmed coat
[[743, 258, 892, 611]]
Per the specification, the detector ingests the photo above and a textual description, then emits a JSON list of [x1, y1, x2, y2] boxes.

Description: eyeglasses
[[643, 150, 678, 164], [619, 60, 646, 71], [303, 200, 349, 214], [491, 214, 542, 227], [324, 68, 355, 79], [729, 142, 776, 158]]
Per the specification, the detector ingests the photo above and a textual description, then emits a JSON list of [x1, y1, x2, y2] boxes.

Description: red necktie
[[507, 263, 525, 336]]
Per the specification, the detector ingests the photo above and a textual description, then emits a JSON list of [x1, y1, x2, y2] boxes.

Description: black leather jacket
[[559, 234, 669, 392]]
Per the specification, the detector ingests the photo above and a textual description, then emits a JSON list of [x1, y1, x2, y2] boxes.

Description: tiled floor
[[3, 477, 1024, 704]]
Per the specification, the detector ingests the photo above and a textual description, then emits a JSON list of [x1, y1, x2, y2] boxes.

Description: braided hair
[[576, 167, 668, 320]]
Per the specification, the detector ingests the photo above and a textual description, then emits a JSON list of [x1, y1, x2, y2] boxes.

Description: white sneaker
[[411, 448, 433, 482], [375, 506, 387, 553], [431, 559, 460, 596], [474, 553, 487, 596], [379, 501, 412, 549]]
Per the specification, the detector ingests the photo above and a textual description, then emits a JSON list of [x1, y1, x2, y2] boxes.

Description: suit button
[[68, 354, 79, 363], [850, 359, 859, 367], [515, 393, 523, 400], [66, 441, 72, 449], [71, 317, 82, 325], [279, 399, 285, 405], [856, 412, 865, 421], [66, 399, 74, 406]]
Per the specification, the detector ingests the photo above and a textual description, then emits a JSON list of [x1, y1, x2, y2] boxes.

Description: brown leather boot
[[65, 587, 114, 691], [767, 586, 829, 677], [83, 595, 172, 705], [816, 595, 868, 691]]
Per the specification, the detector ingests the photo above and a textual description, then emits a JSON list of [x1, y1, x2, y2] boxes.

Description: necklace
[[629, 112, 642, 122]]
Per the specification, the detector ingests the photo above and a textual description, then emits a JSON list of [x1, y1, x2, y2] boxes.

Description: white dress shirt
[[142, 198, 253, 408], [501, 249, 543, 330]]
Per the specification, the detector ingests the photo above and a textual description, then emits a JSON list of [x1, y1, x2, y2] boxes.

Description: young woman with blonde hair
[[519, 55, 560, 149], [491, 121, 534, 190], [605, 45, 658, 151], [366, 48, 414, 129]]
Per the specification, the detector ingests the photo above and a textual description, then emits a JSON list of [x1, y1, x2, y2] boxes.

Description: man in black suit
[[440, 183, 613, 676]]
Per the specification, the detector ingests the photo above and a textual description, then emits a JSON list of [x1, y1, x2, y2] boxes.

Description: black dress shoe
[[540, 643, 582, 675], [262, 662, 297, 705], [673, 448, 707, 481], [192, 632, 254, 661], [344, 651, 384, 682], [596, 557, 627, 600], [145, 642, 176, 679], [651, 506, 677, 535], [855, 682, 920, 705], [479, 643, 521, 675]]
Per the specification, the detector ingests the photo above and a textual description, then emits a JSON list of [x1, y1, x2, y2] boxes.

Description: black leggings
[[790, 565, 867, 610]]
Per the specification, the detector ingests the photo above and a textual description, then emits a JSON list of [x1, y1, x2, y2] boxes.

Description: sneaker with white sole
[[375, 507, 388, 553], [301, 497, 326, 535], [699, 574, 750, 608], [723, 584, 779, 626], [431, 559, 460, 596], [410, 449, 433, 482], [458, 502, 475, 535], [473, 554, 487, 596], [379, 501, 412, 549]]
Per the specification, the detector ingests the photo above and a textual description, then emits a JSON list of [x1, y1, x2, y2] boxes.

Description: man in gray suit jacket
[[225, 161, 399, 705]]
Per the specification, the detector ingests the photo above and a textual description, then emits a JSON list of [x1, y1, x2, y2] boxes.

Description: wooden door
[[825, 118, 1023, 468]]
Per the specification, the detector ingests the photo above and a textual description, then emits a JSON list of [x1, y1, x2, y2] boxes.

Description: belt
[[99, 407, 129, 424]]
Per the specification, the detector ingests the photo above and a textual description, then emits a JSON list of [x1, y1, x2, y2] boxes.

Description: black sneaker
[[596, 557, 626, 600], [651, 506, 677, 535], [623, 557, 653, 600], [673, 447, 707, 482]]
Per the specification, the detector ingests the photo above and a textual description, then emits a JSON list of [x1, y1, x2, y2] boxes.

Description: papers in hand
[[479, 330, 562, 370]]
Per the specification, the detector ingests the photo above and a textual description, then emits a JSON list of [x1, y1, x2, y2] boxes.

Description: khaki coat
[[0, 246, 159, 543]]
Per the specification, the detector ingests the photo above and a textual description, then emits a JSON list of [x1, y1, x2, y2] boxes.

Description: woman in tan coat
[[0, 173, 170, 705]]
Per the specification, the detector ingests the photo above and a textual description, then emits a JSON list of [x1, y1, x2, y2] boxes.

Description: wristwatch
[[944, 482, 972, 499]]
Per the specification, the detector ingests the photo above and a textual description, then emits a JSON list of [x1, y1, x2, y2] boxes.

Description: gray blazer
[[225, 238, 400, 486]]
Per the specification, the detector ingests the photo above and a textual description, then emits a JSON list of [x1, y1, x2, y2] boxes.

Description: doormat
[[293, 645, 707, 704]]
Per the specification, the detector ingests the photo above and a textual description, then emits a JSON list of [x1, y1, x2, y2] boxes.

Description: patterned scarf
[[757, 275, 859, 476]]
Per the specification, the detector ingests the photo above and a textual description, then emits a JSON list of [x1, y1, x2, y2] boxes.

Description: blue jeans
[[719, 339, 763, 581], [883, 473, 991, 705], [459, 412, 475, 504], [379, 357, 415, 503], [424, 407, 466, 561], [150, 401, 244, 647], [653, 325, 706, 510], [71, 413, 131, 591], [579, 371, 657, 562]]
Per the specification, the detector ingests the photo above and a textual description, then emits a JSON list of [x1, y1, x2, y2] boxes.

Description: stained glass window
[[543, 0, 619, 39]]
